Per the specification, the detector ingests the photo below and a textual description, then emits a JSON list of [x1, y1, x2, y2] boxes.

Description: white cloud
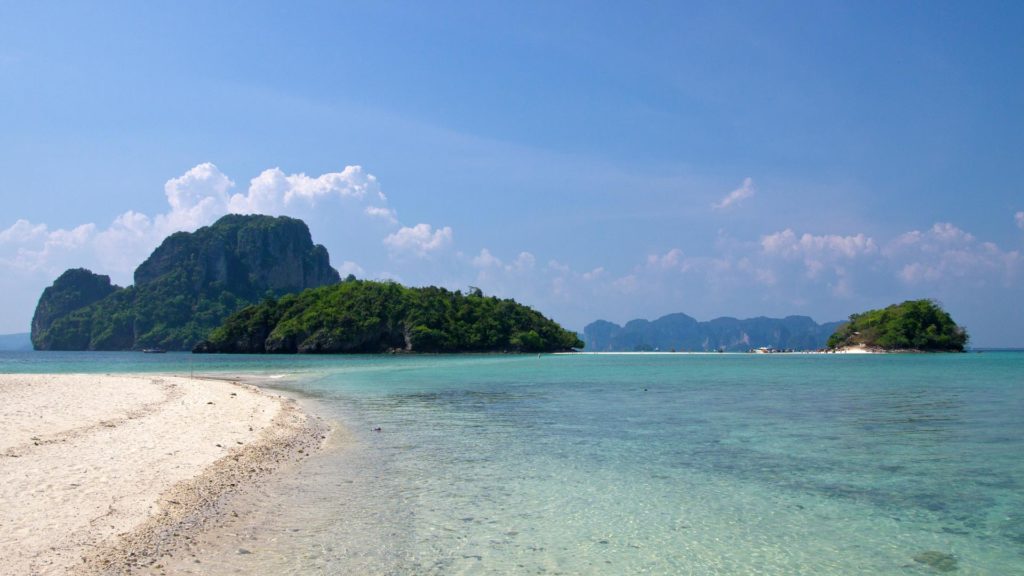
[[712, 177, 755, 210], [887, 223, 1020, 285], [611, 274, 639, 294], [0, 219, 48, 244], [761, 229, 877, 259], [364, 205, 398, 224], [164, 162, 234, 227], [1016, 211, 1024, 230], [1, 162, 397, 281], [472, 248, 502, 269], [0, 220, 96, 273], [228, 165, 384, 215], [383, 224, 453, 257], [471, 249, 540, 274], [647, 248, 684, 269], [336, 261, 365, 277]]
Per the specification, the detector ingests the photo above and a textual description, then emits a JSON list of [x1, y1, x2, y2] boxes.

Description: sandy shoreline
[[0, 373, 327, 575]]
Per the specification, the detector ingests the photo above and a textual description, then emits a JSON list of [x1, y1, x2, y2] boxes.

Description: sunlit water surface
[[3, 351, 1022, 574]]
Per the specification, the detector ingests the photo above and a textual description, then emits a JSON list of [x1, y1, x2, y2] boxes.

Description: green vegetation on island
[[32, 215, 340, 351], [194, 279, 584, 354], [826, 299, 968, 352]]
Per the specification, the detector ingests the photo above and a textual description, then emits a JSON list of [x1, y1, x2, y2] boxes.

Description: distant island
[[194, 280, 583, 354], [827, 299, 968, 352], [32, 214, 340, 351], [582, 313, 842, 352]]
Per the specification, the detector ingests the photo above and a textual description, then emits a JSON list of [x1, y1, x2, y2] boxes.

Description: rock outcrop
[[32, 215, 340, 351], [31, 269, 119, 349], [582, 313, 843, 352]]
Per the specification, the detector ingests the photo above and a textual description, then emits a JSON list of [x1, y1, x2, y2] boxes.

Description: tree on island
[[194, 279, 584, 354], [826, 299, 968, 352]]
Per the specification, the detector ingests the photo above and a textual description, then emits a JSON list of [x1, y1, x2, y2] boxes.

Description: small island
[[826, 299, 968, 353], [194, 279, 584, 354]]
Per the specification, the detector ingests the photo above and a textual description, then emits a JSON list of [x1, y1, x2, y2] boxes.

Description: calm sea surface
[[2, 351, 1022, 575]]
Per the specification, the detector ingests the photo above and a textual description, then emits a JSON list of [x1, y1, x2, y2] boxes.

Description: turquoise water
[[3, 351, 1023, 574]]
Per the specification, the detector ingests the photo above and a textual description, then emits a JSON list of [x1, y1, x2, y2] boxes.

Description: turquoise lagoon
[[2, 351, 1022, 574]]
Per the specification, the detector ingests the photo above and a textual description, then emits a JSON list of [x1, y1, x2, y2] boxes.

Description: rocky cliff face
[[582, 313, 843, 352], [32, 215, 341, 351], [134, 214, 339, 296], [31, 269, 119, 349]]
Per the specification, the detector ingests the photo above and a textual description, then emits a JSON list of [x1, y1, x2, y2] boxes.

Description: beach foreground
[[0, 373, 325, 575]]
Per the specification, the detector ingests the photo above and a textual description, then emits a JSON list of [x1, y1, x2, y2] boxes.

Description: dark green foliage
[[31, 268, 119, 349], [32, 215, 340, 351], [826, 300, 968, 351], [195, 280, 584, 354], [583, 313, 843, 352]]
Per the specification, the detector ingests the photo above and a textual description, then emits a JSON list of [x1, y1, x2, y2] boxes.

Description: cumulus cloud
[[383, 224, 453, 257], [760, 229, 877, 284], [228, 165, 384, 215], [0, 220, 97, 273], [1016, 211, 1024, 230], [761, 229, 877, 259], [471, 249, 537, 274], [336, 261, 365, 278], [364, 206, 398, 224], [712, 177, 755, 210], [165, 163, 234, 224], [887, 223, 1020, 285], [0, 162, 402, 280]]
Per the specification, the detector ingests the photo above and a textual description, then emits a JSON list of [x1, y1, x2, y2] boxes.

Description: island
[[194, 280, 583, 354], [31, 214, 340, 351], [583, 313, 843, 352], [826, 299, 968, 352]]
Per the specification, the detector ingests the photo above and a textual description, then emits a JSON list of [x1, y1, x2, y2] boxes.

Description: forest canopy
[[194, 279, 584, 354], [826, 299, 968, 352]]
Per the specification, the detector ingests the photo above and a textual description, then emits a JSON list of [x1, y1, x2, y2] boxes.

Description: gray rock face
[[134, 214, 339, 297]]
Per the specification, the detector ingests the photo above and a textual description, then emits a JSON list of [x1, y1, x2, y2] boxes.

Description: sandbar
[[0, 373, 325, 575]]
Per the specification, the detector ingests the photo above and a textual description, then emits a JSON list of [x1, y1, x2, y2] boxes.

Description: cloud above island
[[383, 224, 454, 257], [0, 162, 446, 283]]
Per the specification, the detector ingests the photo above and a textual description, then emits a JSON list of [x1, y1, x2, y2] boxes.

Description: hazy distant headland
[[583, 313, 843, 352]]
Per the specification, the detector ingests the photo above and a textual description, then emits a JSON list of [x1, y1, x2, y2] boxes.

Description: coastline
[[0, 373, 328, 575]]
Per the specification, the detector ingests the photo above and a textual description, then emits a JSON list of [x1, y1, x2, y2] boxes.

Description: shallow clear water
[[3, 351, 1023, 574]]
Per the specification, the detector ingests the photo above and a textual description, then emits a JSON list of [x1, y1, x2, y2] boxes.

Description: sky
[[1, 1, 1022, 346]]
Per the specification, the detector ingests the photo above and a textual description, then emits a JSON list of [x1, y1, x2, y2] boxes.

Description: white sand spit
[[0, 373, 323, 575]]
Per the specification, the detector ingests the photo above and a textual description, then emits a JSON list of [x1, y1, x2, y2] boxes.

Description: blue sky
[[1, 1, 1022, 346]]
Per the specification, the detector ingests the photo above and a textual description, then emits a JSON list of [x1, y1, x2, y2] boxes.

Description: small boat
[[141, 348, 167, 354]]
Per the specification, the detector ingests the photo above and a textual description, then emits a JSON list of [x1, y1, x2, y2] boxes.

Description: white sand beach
[[0, 373, 325, 575]]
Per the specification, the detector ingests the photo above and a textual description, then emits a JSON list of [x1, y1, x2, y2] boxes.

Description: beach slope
[[0, 373, 321, 575]]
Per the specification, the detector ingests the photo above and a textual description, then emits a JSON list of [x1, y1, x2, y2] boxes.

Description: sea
[[2, 351, 1022, 575]]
